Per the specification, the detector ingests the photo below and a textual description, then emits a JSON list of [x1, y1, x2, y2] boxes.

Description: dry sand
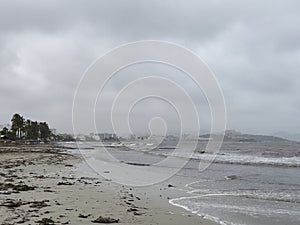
[[0, 144, 217, 225]]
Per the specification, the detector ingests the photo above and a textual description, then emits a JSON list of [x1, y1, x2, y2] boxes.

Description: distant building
[[50, 128, 57, 135], [75, 134, 86, 141], [97, 133, 118, 141], [128, 134, 137, 140]]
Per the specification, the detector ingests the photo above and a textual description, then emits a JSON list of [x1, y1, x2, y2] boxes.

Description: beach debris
[[62, 176, 76, 180], [36, 218, 55, 225], [78, 213, 91, 218], [79, 176, 97, 180], [30, 200, 50, 208], [127, 207, 138, 212], [35, 175, 46, 179], [91, 216, 119, 223], [4, 178, 14, 182], [0, 182, 35, 192], [124, 201, 132, 205], [15, 184, 31, 192], [167, 184, 175, 188], [0, 190, 12, 195], [79, 180, 92, 185], [57, 181, 74, 186], [0, 199, 26, 208], [65, 208, 74, 211], [15, 216, 29, 224], [28, 209, 39, 213], [0, 172, 6, 177], [124, 162, 150, 166], [225, 175, 238, 180], [133, 211, 144, 216], [64, 164, 73, 167]]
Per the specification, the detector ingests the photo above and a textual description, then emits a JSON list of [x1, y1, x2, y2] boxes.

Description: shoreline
[[0, 144, 218, 225]]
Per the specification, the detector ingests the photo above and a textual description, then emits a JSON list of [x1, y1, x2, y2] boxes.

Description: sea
[[61, 136, 300, 225]]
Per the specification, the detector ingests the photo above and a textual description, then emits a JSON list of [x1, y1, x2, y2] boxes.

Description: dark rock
[[91, 216, 119, 223]]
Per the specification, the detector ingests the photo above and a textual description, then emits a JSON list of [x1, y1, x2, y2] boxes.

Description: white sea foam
[[150, 151, 300, 167]]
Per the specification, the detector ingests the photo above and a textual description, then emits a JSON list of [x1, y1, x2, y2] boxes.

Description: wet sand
[[0, 144, 217, 225]]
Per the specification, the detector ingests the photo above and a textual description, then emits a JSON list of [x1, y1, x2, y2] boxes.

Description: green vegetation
[[1, 113, 52, 141], [0, 113, 77, 142]]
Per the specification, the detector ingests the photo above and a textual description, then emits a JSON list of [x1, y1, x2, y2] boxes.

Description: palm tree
[[39, 122, 51, 140], [11, 113, 24, 139]]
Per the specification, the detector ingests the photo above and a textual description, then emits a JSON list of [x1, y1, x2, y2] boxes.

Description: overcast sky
[[0, 0, 299, 135]]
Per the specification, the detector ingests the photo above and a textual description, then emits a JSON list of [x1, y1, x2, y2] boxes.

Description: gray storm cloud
[[0, 0, 299, 134]]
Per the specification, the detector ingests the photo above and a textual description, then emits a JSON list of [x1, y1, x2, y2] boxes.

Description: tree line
[[0, 113, 51, 141]]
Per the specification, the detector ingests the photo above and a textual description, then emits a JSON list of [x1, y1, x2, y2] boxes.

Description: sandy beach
[[0, 144, 217, 225]]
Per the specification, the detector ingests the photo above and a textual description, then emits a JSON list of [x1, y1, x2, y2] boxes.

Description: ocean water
[[170, 161, 300, 225], [168, 140, 300, 225], [62, 139, 300, 225]]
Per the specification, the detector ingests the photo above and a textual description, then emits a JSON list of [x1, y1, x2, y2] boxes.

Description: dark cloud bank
[[0, 0, 299, 135]]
